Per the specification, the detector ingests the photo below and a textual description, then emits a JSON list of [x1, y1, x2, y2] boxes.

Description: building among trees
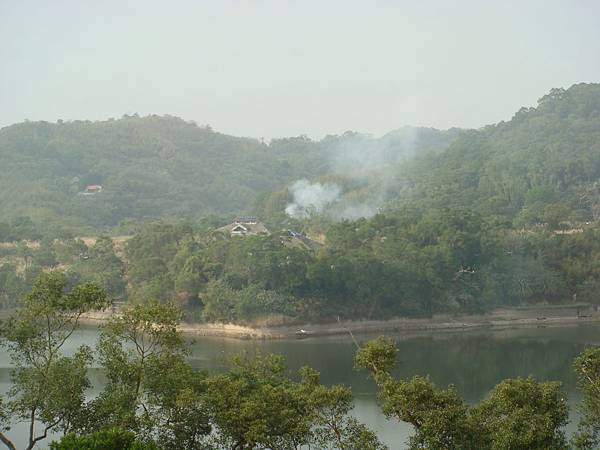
[[216, 217, 270, 236]]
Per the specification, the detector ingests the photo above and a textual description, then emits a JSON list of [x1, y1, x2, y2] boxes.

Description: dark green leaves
[[357, 338, 570, 450]]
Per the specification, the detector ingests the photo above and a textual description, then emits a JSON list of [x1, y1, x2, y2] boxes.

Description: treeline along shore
[[79, 303, 600, 339]]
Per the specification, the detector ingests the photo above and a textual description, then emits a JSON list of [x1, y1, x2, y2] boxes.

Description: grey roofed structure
[[280, 230, 321, 250], [216, 218, 271, 237]]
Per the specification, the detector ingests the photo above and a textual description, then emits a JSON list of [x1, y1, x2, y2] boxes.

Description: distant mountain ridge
[[387, 83, 600, 227], [0, 115, 457, 232], [3, 82, 598, 234]]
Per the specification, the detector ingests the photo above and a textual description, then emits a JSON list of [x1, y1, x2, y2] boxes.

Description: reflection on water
[[2, 324, 599, 449]]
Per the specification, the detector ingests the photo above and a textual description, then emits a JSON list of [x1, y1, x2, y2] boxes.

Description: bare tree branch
[[0, 432, 16, 450]]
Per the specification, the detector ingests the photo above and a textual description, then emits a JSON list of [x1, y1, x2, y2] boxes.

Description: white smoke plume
[[284, 127, 457, 221], [285, 179, 341, 219], [329, 128, 419, 176]]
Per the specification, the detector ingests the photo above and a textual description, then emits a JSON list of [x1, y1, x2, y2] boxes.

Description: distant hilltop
[[0, 83, 599, 234], [0, 113, 457, 231]]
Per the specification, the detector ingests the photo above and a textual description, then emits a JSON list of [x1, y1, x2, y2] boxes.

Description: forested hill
[[393, 83, 600, 226], [2, 83, 599, 236], [0, 115, 456, 233]]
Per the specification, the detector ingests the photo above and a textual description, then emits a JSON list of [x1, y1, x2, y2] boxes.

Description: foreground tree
[[572, 347, 600, 449], [473, 377, 569, 450], [0, 272, 108, 450], [299, 367, 386, 450], [206, 353, 386, 450], [206, 353, 312, 449], [355, 337, 568, 450], [50, 428, 158, 450], [83, 300, 211, 449]]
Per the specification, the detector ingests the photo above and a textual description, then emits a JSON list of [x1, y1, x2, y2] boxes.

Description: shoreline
[[79, 305, 600, 340]]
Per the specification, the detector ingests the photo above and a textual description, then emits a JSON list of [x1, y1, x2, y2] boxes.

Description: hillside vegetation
[[2, 84, 600, 322], [0, 116, 456, 233], [394, 83, 600, 227]]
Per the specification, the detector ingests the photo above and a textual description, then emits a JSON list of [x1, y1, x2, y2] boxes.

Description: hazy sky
[[1, 0, 599, 139]]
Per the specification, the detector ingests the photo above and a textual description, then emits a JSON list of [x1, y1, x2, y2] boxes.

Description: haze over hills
[[0, 114, 458, 233], [1, 83, 600, 236]]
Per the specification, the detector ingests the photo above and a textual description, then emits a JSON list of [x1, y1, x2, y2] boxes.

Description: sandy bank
[[79, 304, 600, 340]]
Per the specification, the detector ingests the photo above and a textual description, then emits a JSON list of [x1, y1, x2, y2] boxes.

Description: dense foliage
[[50, 428, 157, 450], [0, 236, 125, 309], [4, 201, 600, 324], [355, 337, 572, 450], [118, 211, 600, 323], [394, 83, 600, 227], [2, 84, 600, 321], [0, 276, 385, 450], [2, 277, 600, 449], [0, 272, 108, 450], [0, 115, 455, 233], [111, 84, 600, 322]]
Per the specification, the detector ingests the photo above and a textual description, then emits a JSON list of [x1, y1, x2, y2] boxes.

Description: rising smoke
[[329, 128, 419, 176], [285, 128, 423, 221], [285, 179, 341, 219]]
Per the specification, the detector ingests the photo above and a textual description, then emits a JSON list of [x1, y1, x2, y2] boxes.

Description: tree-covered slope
[[0, 116, 320, 230], [3, 83, 598, 236], [393, 83, 600, 226], [0, 115, 456, 233]]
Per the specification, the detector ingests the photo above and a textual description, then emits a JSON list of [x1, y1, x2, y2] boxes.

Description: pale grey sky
[[1, 0, 599, 139]]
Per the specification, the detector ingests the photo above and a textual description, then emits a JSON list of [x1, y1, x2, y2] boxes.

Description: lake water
[[2, 324, 600, 449]]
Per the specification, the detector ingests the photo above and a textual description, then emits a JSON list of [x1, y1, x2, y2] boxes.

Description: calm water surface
[[2, 324, 600, 449]]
